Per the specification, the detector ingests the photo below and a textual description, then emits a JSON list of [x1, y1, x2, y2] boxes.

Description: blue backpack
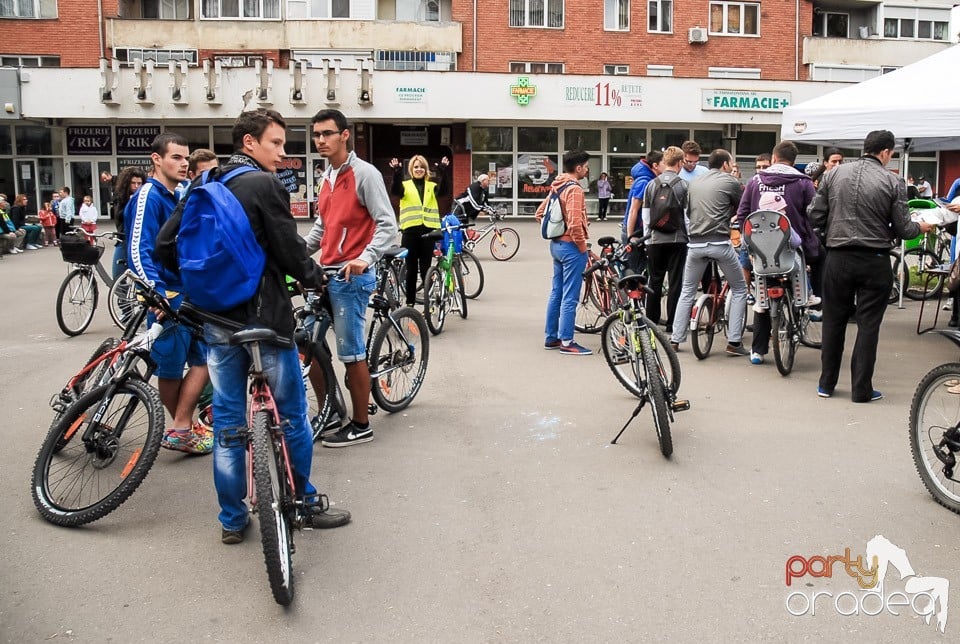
[[440, 213, 464, 253], [177, 166, 266, 312]]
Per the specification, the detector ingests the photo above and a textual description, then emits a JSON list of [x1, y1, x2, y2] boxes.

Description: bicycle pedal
[[367, 403, 379, 416], [671, 399, 691, 412]]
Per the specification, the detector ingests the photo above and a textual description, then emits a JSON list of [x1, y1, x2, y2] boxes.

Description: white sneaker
[[26, 244, 40, 250], [750, 352, 763, 365], [803, 295, 822, 307], [11, 247, 23, 254]]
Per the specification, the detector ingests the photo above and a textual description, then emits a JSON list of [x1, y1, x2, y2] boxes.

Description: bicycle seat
[[424, 230, 444, 240], [617, 271, 648, 290], [597, 236, 618, 246], [230, 326, 279, 346], [382, 246, 408, 260]]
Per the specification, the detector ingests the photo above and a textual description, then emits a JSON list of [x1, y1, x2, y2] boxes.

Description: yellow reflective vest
[[398, 180, 441, 230]]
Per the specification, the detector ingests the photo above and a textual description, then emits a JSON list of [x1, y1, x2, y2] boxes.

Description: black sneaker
[[321, 422, 373, 448], [311, 411, 342, 438], [221, 521, 249, 545], [303, 506, 352, 529]]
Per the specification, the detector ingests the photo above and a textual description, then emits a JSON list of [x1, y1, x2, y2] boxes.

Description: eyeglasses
[[312, 129, 342, 140]]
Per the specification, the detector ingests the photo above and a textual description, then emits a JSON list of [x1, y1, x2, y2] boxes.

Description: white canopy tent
[[780, 45, 960, 153]]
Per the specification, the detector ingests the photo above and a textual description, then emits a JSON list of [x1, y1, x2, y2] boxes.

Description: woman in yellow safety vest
[[390, 154, 450, 306]]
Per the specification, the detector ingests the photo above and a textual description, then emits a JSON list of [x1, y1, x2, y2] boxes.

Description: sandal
[[948, 383, 960, 395], [944, 379, 960, 388]]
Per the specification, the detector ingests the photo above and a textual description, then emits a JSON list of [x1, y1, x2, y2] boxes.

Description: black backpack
[[649, 175, 685, 233]]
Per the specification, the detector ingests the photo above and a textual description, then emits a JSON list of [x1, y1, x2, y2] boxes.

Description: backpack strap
[[216, 165, 258, 185]]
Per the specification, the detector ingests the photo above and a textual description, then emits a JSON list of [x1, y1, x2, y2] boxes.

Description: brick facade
[[0, 1, 116, 67]]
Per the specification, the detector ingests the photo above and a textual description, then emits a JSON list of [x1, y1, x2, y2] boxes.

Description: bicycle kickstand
[[611, 399, 647, 445]]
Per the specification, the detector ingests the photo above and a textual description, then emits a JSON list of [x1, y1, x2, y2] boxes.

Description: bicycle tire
[[56, 269, 99, 337], [302, 343, 347, 442], [107, 272, 142, 330], [771, 299, 796, 376], [454, 260, 468, 319], [252, 410, 295, 606], [31, 379, 164, 527], [909, 363, 960, 515], [889, 253, 902, 304], [369, 307, 430, 413], [459, 249, 485, 299], [691, 296, 716, 360], [575, 274, 606, 334], [639, 328, 673, 458], [489, 227, 520, 261], [799, 308, 822, 350], [424, 267, 447, 335], [901, 248, 944, 301], [601, 314, 681, 399]]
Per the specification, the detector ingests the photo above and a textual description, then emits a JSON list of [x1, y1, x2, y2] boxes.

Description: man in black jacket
[[453, 173, 491, 224], [809, 129, 933, 403], [157, 108, 350, 544]]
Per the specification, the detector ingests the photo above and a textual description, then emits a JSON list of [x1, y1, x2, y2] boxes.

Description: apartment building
[[0, 0, 956, 218]]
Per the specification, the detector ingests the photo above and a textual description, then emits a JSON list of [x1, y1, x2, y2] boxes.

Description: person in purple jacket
[[737, 140, 821, 365]]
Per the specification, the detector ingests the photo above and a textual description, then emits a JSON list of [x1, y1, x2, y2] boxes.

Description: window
[[651, 129, 686, 150], [0, 0, 57, 18], [603, 64, 629, 75], [647, 64, 673, 76], [287, 0, 350, 18], [394, 0, 440, 21], [648, 0, 672, 33], [0, 55, 59, 67], [884, 17, 948, 41], [564, 129, 601, 151], [812, 11, 848, 38], [604, 0, 629, 31], [375, 50, 455, 71], [114, 48, 198, 65], [707, 66, 761, 79], [509, 0, 564, 29], [202, 0, 280, 19], [608, 129, 646, 154], [709, 2, 759, 36], [140, 0, 191, 19], [509, 61, 564, 74]]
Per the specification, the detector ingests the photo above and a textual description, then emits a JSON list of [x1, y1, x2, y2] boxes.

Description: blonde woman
[[389, 154, 450, 306]]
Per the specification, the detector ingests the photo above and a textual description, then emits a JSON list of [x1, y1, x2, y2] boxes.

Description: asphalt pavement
[[2, 220, 960, 642]]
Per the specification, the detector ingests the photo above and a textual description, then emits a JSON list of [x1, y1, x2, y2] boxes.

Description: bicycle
[[462, 204, 520, 261], [32, 272, 173, 527], [908, 329, 960, 515], [689, 260, 748, 360], [56, 229, 141, 336], [895, 208, 952, 301], [575, 236, 628, 334], [423, 220, 471, 335], [606, 263, 689, 458]]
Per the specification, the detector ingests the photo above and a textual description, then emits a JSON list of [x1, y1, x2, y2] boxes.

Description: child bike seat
[[744, 210, 797, 276]]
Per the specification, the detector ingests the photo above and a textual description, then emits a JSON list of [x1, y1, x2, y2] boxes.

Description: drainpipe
[[97, 0, 105, 59], [473, 0, 477, 72], [795, 0, 800, 80]]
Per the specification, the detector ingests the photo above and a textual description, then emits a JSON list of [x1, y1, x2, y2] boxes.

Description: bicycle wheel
[[459, 249, 485, 299], [901, 248, 944, 301], [889, 253, 902, 304], [601, 314, 681, 398], [799, 308, 822, 349], [107, 272, 142, 330], [423, 267, 447, 335], [909, 363, 960, 515], [56, 269, 99, 337], [771, 299, 796, 376], [639, 328, 673, 458], [302, 344, 346, 442], [252, 410, 295, 606], [453, 261, 468, 319], [691, 296, 716, 360], [575, 274, 606, 334], [489, 227, 520, 261], [32, 379, 165, 527], [369, 307, 429, 413]]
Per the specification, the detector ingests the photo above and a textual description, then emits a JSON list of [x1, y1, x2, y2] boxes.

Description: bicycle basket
[[60, 232, 103, 265]]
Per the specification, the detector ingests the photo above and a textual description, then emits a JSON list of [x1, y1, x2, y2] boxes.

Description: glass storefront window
[[565, 129, 601, 152], [518, 127, 558, 153], [15, 125, 58, 155], [172, 125, 210, 152], [470, 127, 512, 152], [0, 159, 14, 199], [839, 147, 861, 158], [0, 125, 11, 155], [37, 158, 63, 204], [693, 129, 723, 155], [651, 128, 687, 151], [472, 153, 514, 200], [517, 153, 558, 200], [737, 131, 777, 156], [608, 128, 646, 154], [285, 126, 307, 156], [607, 156, 636, 202], [213, 126, 233, 156], [795, 142, 818, 156]]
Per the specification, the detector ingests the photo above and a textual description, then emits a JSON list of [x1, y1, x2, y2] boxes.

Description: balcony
[[803, 35, 951, 70], [105, 18, 462, 55]]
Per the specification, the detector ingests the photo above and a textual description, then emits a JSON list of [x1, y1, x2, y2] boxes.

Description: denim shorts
[[149, 295, 207, 379], [326, 267, 376, 363]]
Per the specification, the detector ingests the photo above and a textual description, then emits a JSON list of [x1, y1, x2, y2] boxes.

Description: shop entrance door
[[68, 160, 114, 220]]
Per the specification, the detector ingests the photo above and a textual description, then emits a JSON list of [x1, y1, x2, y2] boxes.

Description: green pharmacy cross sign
[[510, 76, 537, 106]]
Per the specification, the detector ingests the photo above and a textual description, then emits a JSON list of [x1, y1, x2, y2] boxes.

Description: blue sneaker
[[817, 387, 833, 398], [871, 390, 883, 401], [560, 342, 593, 356]]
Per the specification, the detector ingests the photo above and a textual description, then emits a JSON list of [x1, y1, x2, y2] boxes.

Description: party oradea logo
[[784, 535, 949, 633]]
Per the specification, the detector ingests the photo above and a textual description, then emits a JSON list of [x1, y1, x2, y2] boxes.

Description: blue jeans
[[326, 267, 376, 362], [670, 243, 748, 345], [545, 240, 588, 343], [203, 322, 316, 531]]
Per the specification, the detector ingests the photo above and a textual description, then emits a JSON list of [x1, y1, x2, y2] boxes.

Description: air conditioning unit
[[689, 27, 709, 44]]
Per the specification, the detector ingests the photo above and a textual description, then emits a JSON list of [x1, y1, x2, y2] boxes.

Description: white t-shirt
[[79, 203, 98, 224], [918, 180, 933, 198]]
